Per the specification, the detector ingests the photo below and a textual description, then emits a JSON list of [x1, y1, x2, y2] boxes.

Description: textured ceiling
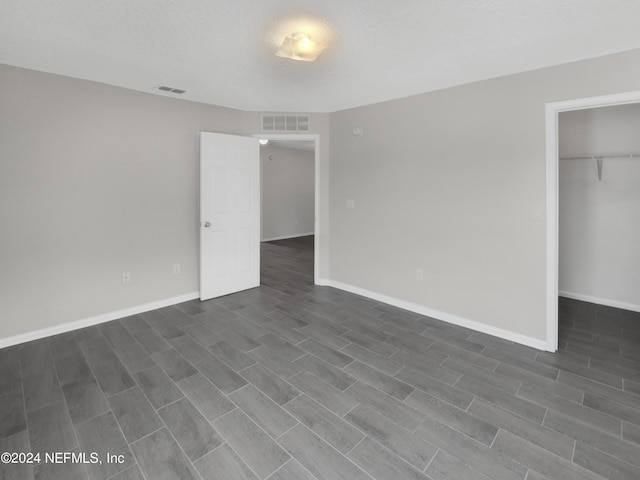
[[1, 1, 640, 112]]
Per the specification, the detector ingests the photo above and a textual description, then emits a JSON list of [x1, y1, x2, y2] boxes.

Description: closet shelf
[[559, 153, 640, 182], [559, 153, 640, 161]]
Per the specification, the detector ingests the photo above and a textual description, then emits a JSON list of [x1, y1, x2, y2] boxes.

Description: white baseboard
[[0, 292, 200, 349], [314, 278, 331, 287], [3, 279, 557, 352], [559, 291, 640, 314], [262, 232, 314, 242], [327, 280, 548, 351]]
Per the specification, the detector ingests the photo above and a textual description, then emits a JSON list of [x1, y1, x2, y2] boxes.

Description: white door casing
[[545, 90, 640, 352], [200, 132, 260, 300]]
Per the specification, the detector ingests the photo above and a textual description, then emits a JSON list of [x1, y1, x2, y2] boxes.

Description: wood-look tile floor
[[1, 235, 639, 479]]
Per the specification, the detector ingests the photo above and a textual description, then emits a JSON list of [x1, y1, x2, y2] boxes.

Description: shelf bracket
[[596, 156, 603, 182]]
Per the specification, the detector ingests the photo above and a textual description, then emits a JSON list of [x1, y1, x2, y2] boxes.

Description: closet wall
[[559, 103, 640, 311]]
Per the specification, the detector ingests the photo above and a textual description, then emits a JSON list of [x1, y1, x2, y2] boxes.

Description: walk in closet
[[559, 103, 640, 313]]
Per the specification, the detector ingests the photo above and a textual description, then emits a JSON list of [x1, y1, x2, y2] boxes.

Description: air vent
[[156, 85, 186, 94], [262, 114, 310, 132]]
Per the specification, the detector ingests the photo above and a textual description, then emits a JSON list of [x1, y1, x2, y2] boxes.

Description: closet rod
[[559, 153, 640, 182]]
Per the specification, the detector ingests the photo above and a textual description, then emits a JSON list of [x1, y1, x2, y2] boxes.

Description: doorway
[[254, 134, 320, 285], [545, 90, 640, 351]]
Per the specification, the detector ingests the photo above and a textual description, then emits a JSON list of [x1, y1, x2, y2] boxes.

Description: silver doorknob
[[204, 222, 211, 228]]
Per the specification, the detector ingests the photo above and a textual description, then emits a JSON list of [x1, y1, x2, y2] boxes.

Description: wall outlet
[[416, 268, 424, 281], [346, 199, 355, 209], [122, 272, 131, 283], [173, 263, 181, 274]]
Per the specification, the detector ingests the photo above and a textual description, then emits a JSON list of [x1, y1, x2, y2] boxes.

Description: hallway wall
[[261, 144, 315, 241]]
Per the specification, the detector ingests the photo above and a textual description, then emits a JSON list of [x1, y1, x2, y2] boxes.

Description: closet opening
[[545, 91, 640, 352], [557, 103, 640, 359]]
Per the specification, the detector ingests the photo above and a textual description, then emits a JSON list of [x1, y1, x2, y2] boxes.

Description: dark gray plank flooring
[[1, 235, 639, 479]]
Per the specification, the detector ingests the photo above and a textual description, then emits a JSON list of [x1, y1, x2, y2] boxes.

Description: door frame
[[545, 90, 640, 351], [254, 133, 321, 285]]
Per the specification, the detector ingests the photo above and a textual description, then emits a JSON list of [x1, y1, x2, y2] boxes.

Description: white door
[[200, 132, 260, 300]]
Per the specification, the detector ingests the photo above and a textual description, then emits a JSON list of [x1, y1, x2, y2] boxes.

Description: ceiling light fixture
[[259, 139, 269, 145], [276, 32, 324, 62]]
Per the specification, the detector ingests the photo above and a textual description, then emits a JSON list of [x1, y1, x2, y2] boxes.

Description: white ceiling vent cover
[[262, 114, 310, 132]]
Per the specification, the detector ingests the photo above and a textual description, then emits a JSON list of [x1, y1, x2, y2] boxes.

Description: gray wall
[[559, 104, 640, 310], [329, 48, 640, 343], [261, 144, 315, 241], [0, 64, 245, 340], [4, 48, 640, 346]]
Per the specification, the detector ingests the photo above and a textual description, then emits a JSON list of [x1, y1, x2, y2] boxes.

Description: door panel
[[200, 132, 260, 300]]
